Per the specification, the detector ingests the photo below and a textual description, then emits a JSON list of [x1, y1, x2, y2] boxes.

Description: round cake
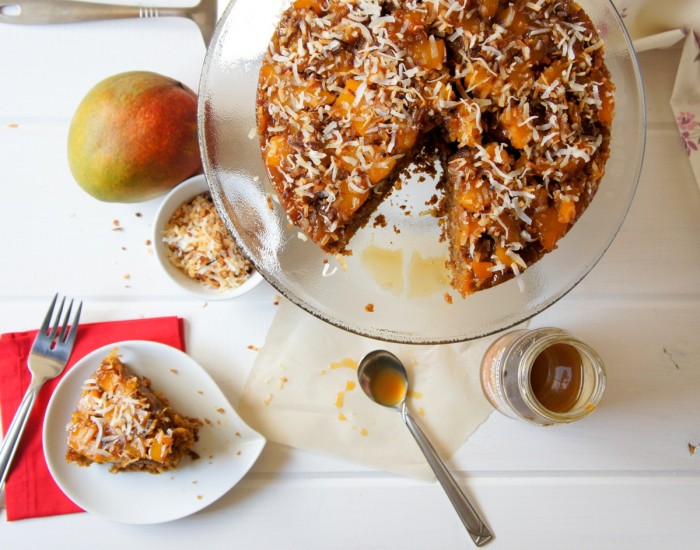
[[255, 0, 613, 297]]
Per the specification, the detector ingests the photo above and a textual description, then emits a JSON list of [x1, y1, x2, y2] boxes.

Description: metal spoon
[[358, 350, 494, 547]]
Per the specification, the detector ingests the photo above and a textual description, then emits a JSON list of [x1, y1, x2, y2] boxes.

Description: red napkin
[[0, 316, 186, 521]]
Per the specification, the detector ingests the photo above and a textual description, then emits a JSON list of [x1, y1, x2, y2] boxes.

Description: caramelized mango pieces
[[407, 36, 446, 70], [446, 100, 483, 148], [500, 106, 534, 149]]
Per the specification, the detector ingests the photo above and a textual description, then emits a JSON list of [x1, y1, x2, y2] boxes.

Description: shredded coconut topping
[[66, 349, 201, 473], [257, 0, 614, 296]]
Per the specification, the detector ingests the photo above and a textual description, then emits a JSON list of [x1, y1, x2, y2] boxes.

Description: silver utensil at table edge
[[0, 0, 218, 46], [358, 349, 494, 547], [0, 293, 82, 491]]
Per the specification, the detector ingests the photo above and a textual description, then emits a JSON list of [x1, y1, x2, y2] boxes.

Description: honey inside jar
[[369, 366, 407, 407], [529, 343, 583, 414]]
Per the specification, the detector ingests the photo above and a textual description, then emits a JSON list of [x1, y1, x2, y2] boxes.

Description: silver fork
[[0, 294, 82, 491], [0, 0, 218, 46]]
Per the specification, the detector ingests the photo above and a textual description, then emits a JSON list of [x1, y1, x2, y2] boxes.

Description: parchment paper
[[237, 299, 501, 480]]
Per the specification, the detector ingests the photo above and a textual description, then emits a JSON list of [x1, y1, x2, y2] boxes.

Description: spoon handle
[[402, 405, 493, 547]]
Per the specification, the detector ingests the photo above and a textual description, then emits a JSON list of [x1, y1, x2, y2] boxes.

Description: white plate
[[43, 340, 266, 524]]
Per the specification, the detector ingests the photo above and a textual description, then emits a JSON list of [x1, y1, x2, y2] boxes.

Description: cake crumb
[[373, 214, 387, 228], [365, 303, 375, 312]]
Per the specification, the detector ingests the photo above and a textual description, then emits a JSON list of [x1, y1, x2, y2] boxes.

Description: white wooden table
[[1, 2, 699, 549]]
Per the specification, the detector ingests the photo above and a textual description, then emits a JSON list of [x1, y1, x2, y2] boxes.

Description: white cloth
[[613, 0, 700, 188], [612, 0, 699, 49], [670, 34, 700, 185]]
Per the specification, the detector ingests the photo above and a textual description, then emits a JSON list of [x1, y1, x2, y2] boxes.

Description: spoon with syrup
[[358, 350, 494, 547]]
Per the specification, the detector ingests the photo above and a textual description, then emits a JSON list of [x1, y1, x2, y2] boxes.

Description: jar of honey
[[480, 327, 606, 426]]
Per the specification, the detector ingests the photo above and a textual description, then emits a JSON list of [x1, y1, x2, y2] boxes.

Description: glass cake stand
[[198, 0, 646, 344]]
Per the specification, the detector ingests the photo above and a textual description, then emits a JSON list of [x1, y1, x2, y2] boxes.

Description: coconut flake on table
[[162, 193, 253, 290]]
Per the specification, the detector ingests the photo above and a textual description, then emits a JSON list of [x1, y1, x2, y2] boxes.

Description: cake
[[66, 349, 201, 473], [256, 0, 613, 297]]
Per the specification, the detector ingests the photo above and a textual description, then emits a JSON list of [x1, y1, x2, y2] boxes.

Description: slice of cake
[[256, 0, 451, 254], [441, 0, 612, 296], [66, 349, 201, 474]]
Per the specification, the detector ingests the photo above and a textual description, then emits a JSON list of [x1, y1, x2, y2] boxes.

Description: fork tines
[[41, 293, 82, 347]]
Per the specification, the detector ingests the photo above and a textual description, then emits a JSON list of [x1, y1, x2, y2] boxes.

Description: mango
[[67, 71, 201, 202]]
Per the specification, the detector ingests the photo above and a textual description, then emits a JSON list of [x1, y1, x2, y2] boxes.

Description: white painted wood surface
[[1, 2, 699, 548]]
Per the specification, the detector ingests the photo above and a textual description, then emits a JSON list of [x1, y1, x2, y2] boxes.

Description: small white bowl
[[153, 174, 263, 300]]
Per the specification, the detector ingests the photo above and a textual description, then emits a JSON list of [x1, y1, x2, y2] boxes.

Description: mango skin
[[67, 71, 202, 203]]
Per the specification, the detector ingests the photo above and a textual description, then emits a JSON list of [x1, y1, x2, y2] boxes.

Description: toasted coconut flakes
[[163, 193, 253, 290], [322, 261, 339, 277]]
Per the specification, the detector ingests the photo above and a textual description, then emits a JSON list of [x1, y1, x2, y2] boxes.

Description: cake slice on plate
[[66, 349, 201, 474]]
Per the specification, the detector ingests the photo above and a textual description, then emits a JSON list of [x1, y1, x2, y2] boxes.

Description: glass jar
[[480, 327, 606, 426]]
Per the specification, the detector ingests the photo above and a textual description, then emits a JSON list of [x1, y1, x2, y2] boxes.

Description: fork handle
[[0, 0, 188, 25], [0, 383, 39, 491]]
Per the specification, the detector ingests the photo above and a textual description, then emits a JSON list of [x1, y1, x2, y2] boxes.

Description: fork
[[0, 0, 218, 46], [0, 294, 82, 491]]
